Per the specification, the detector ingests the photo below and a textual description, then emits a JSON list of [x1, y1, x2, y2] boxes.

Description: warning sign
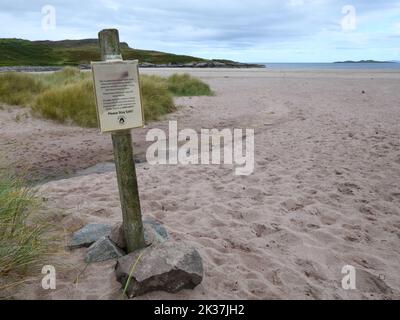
[[91, 60, 144, 132]]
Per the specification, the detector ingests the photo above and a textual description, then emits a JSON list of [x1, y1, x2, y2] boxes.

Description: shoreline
[[0, 63, 266, 73], [1, 65, 400, 74]]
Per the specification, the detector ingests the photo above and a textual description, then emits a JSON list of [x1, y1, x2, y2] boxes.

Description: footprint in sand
[[306, 223, 320, 230], [337, 182, 360, 195], [356, 270, 393, 296], [251, 223, 281, 238], [281, 199, 304, 211], [304, 285, 322, 299], [390, 192, 400, 200], [359, 205, 375, 216], [344, 234, 361, 243], [320, 216, 337, 226]]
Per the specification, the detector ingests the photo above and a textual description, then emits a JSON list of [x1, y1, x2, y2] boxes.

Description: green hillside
[[0, 38, 206, 67]]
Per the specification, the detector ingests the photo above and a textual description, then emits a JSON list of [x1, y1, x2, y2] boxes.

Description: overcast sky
[[1, 0, 399, 62]]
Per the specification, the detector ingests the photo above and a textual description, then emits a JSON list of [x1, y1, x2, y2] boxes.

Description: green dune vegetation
[[0, 172, 66, 297], [0, 174, 51, 290], [0, 38, 263, 68], [0, 68, 213, 127], [0, 38, 207, 67], [167, 73, 213, 96]]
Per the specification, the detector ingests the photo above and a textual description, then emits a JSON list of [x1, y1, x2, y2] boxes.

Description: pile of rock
[[0, 66, 64, 72], [139, 60, 265, 68], [0, 61, 265, 73], [68, 219, 203, 298]]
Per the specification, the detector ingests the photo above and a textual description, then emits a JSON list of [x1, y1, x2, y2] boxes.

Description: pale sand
[[3, 68, 400, 299]]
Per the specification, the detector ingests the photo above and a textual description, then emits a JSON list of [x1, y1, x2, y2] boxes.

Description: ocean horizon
[[255, 62, 400, 70]]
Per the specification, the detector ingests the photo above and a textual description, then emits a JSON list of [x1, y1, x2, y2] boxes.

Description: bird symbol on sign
[[118, 116, 126, 125]]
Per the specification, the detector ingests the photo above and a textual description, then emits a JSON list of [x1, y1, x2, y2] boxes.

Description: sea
[[257, 63, 400, 70]]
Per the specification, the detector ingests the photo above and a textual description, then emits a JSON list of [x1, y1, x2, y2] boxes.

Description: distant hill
[[0, 38, 208, 66], [0, 38, 262, 68], [334, 60, 394, 64]]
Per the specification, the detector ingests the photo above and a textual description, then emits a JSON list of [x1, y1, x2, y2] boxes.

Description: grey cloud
[[0, 0, 399, 61]]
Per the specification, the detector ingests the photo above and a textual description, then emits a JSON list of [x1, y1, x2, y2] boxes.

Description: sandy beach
[[2, 68, 400, 300]]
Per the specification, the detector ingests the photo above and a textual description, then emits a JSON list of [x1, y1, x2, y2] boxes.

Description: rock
[[85, 236, 125, 263], [109, 218, 169, 250], [167, 62, 183, 67], [139, 62, 156, 68], [143, 218, 169, 244], [62, 214, 85, 232], [210, 61, 226, 67], [69, 223, 112, 249], [194, 62, 209, 68], [109, 222, 126, 249], [0, 66, 63, 73], [0, 61, 265, 73], [115, 241, 203, 298]]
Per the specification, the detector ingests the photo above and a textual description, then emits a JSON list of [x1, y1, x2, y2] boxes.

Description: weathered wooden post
[[96, 29, 146, 252]]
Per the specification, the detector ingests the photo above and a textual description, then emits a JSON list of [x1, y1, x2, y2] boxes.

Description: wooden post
[[98, 29, 146, 252]]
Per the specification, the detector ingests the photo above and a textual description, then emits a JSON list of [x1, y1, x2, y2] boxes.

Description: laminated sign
[[91, 60, 144, 132]]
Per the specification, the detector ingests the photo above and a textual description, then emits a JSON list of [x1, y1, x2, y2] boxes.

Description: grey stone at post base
[[69, 218, 171, 264], [85, 236, 125, 263], [109, 222, 127, 250], [115, 241, 203, 298], [143, 218, 169, 245], [69, 223, 112, 249], [109, 218, 169, 251]]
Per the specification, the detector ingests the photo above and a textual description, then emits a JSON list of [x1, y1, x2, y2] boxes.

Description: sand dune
[[4, 68, 400, 299]]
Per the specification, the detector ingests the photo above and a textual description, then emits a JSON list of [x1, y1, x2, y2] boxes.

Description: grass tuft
[[167, 73, 213, 96], [33, 78, 98, 127], [0, 175, 49, 276], [37, 67, 89, 87], [140, 75, 176, 121], [0, 72, 44, 106]]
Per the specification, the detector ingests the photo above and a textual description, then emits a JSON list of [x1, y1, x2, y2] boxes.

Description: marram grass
[[0, 68, 213, 127], [33, 78, 98, 127], [167, 73, 213, 97], [0, 175, 48, 276], [140, 75, 176, 121], [0, 72, 44, 106]]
